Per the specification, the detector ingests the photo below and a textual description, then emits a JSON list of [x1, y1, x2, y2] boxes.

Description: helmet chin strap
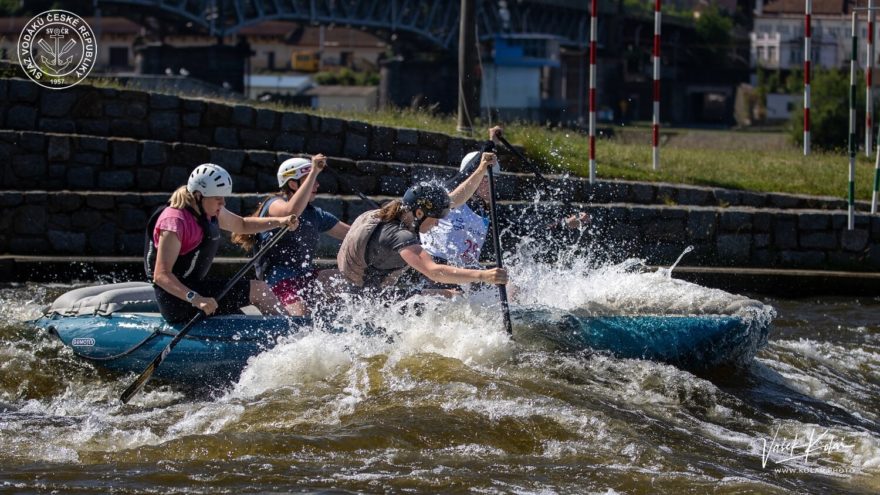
[[408, 209, 425, 232]]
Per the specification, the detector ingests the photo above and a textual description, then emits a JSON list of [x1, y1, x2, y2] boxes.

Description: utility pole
[[457, 0, 478, 134]]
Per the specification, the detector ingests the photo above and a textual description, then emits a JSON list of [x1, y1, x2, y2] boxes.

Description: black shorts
[[154, 279, 252, 324]]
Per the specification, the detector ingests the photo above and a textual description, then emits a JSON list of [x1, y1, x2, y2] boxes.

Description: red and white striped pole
[[849, 11, 858, 231], [804, 0, 811, 155], [652, 0, 662, 170], [868, 0, 875, 157], [588, 0, 598, 183]]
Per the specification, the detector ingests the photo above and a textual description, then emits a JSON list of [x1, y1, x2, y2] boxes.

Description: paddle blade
[[119, 345, 168, 404]]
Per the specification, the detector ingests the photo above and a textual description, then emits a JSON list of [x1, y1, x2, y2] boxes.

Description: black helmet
[[402, 184, 451, 219]]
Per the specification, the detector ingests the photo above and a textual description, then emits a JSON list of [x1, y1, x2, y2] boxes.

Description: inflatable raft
[[32, 282, 772, 384]]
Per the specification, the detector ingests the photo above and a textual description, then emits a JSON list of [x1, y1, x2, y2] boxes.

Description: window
[[768, 46, 776, 62], [757, 47, 765, 60], [267, 52, 275, 70]]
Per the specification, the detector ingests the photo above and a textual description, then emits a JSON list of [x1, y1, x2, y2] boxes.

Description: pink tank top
[[153, 208, 204, 255]]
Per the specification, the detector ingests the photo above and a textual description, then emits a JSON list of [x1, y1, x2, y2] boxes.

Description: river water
[[0, 251, 878, 494]]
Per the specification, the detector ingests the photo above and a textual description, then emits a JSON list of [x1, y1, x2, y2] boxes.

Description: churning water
[[1, 249, 878, 494]]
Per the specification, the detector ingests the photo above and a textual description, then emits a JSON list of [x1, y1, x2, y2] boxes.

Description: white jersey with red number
[[420, 203, 489, 268]]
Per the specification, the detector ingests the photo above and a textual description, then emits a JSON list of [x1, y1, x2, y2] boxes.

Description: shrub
[[788, 68, 864, 151]]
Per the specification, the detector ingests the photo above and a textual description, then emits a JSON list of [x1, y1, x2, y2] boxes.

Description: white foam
[[507, 248, 774, 321]]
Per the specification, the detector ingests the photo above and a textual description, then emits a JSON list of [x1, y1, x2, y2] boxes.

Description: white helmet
[[460, 151, 500, 175], [277, 157, 312, 187], [187, 163, 233, 197]]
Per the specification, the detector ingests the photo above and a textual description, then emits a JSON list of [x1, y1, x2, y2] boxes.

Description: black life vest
[[144, 205, 221, 284]]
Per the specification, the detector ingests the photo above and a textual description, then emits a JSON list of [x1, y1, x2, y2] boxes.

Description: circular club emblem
[[17, 10, 97, 89]]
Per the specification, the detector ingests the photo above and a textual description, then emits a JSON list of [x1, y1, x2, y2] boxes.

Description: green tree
[[694, 6, 733, 66], [789, 68, 864, 151]]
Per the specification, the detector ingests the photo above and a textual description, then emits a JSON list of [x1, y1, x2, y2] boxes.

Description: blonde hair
[[168, 186, 200, 211]]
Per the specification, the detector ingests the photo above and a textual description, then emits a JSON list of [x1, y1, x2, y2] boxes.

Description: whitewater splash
[[229, 243, 775, 399]]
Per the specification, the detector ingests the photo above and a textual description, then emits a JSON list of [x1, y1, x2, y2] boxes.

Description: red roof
[[0, 17, 384, 47], [237, 22, 385, 47]]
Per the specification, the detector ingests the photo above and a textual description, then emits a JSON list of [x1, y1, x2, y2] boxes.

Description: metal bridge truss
[[106, 0, 590, 49]]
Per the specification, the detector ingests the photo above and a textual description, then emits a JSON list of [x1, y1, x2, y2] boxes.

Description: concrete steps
[[3, 77, 880, 275], [1, 189, 877, 273], [0, 128, 871, 212]]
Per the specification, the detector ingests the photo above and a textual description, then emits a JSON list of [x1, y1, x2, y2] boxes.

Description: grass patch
[[509, 125, 876, 200]]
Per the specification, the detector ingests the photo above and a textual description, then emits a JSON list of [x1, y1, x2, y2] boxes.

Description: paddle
[[323, 166, 380, 209], [485, 160, 513, 336], [120, 224, 292, 404]]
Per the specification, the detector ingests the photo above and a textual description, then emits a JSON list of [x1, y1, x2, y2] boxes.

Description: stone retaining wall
[[0, 78, 480, 166], [2, 77, 879, 272], [0, 129, 871, 211]]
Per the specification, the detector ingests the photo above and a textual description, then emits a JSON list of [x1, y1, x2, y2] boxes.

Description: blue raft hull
[[34, 308, 770, 383], [513, 308, 769, 371]]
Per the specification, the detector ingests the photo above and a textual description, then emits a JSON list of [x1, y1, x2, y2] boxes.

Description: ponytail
[[230, 194, 277, 251], [168, 186, 199, 212], [376, 199, 405, 222]]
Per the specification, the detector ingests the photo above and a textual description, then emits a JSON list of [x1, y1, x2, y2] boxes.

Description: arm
[[398, 244, 507, 285], [448, 152, 494, 208], [449, 126, 502, 208], [152, 231, 188, 299], [153, 231, 218, 314], [327, 221, 350, 240], [268, 154, 326, 217], [218, 207, 298, 234], [488, 125, 503, 145]]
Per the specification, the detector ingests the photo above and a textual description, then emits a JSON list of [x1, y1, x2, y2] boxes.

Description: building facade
[[0, 17, 386, 76], [751, 0, 879, 71]]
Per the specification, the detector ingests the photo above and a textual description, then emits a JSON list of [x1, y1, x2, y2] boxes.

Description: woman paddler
[[337, 152, 508, 299], [145, 163, 299, 323]]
